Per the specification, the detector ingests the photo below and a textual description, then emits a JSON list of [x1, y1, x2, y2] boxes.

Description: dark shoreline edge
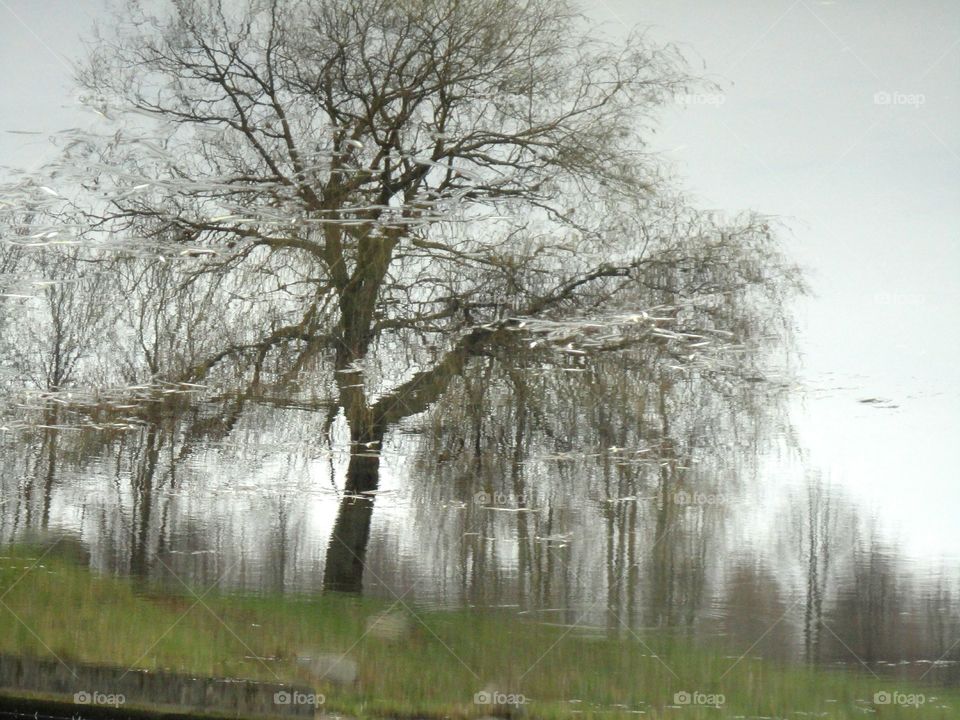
[[0, 654, 315, 720]]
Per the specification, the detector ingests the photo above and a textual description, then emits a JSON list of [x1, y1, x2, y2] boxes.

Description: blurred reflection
[[2, 333, 955, 684], [0, 245, 956, 681]]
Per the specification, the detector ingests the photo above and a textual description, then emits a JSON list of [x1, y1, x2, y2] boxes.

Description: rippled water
[[2, 360, 957, 688]]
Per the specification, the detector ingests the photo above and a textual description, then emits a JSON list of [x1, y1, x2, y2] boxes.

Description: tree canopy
[[0, 0, 801, 447]]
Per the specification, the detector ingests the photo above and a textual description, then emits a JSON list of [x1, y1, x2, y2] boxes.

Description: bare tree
[[3, 0, 798, 420], [0, 0, 804, 592], [0, 245, 113, 392]]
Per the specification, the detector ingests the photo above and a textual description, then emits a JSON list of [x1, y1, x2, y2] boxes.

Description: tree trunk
[[322, 425, 383, 594]]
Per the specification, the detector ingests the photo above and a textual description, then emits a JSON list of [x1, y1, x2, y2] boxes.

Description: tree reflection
[[2, 337, 959, 676], [0, 73, 951, 674]]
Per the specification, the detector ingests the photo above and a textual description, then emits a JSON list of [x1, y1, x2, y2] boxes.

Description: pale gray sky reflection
[[1, 0, 957, 559]]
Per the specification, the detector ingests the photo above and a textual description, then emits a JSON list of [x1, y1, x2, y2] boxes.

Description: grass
[[0, 544, 955, 719]]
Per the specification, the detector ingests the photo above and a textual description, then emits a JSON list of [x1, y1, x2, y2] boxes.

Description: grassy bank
[[0, 545, 954, 719]]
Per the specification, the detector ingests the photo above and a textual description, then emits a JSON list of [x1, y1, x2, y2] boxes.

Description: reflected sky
[[2, 0, 956, 557], [0, 0, 958, 689], [596, 0, 960, 559]]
